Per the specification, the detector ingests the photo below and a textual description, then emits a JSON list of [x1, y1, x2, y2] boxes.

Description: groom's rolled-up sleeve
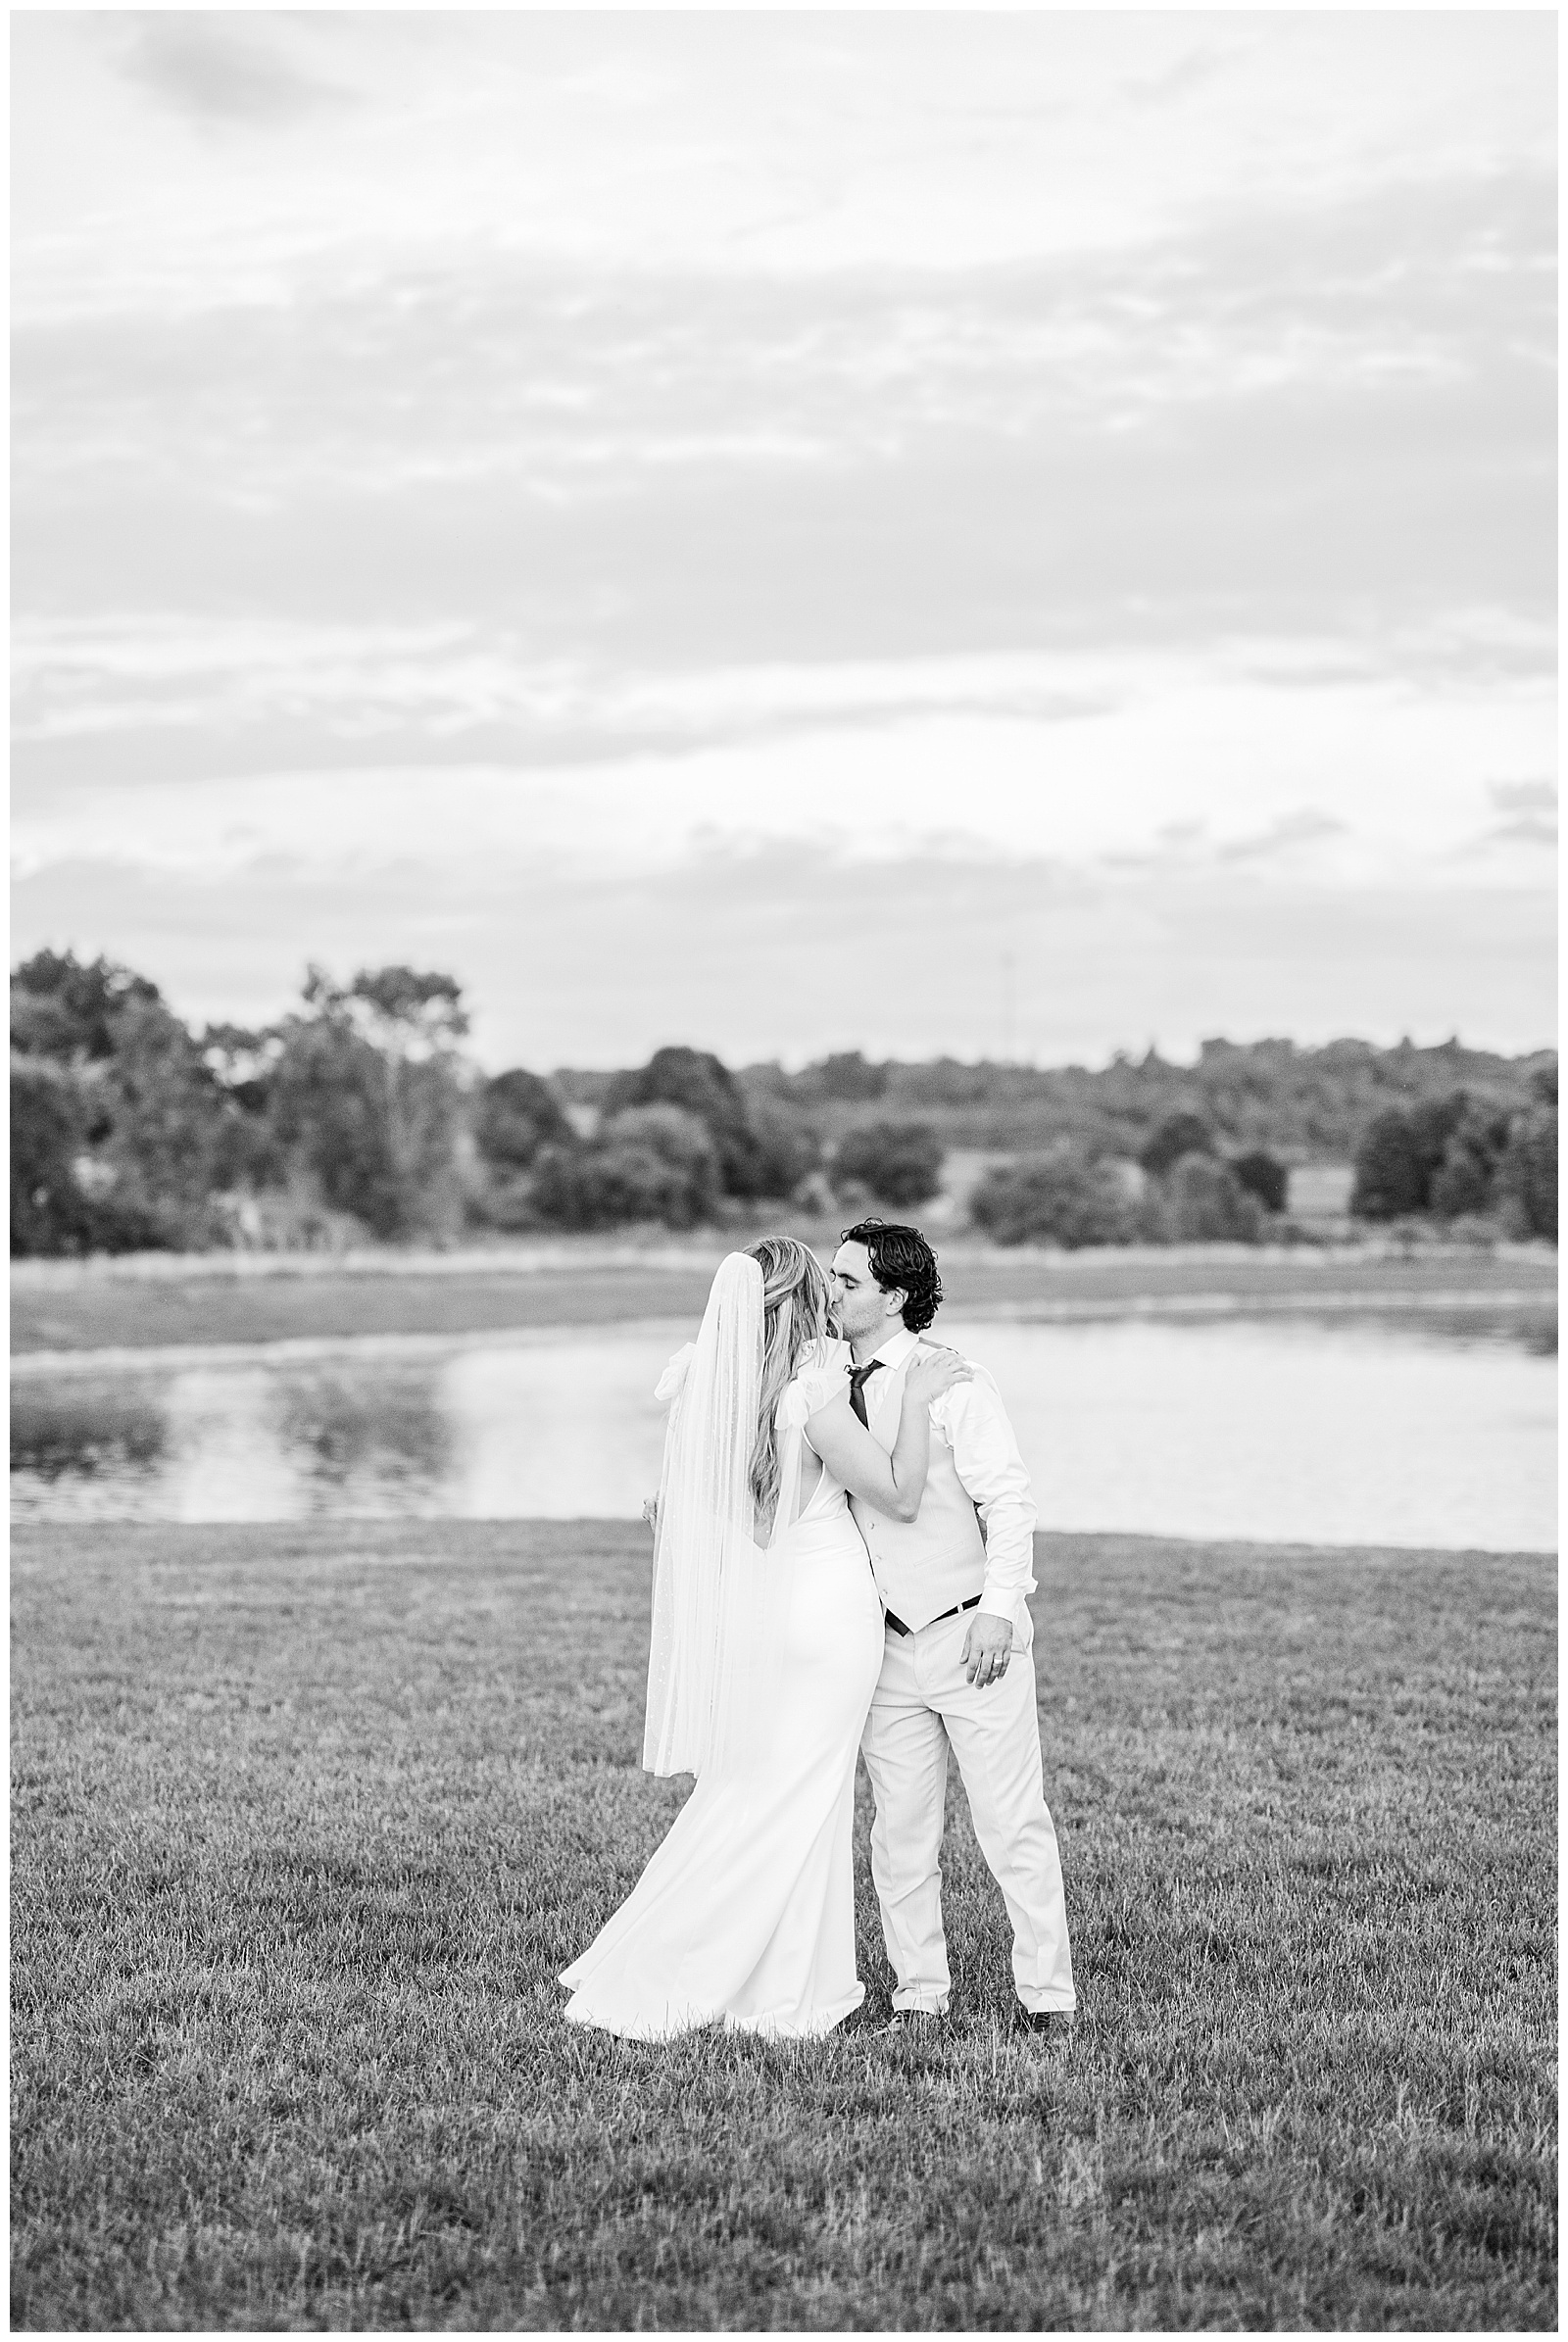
[[934, 1370, 1038, 1628]]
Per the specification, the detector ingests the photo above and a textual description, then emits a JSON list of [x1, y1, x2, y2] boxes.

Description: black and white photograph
[[10, 8, 1557, 2331]]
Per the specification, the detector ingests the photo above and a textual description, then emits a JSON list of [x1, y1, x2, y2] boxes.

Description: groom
[[829, 1219, 1076, 2037]]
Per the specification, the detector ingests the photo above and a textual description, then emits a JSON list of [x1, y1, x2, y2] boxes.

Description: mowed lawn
[[11, 1524, 1556, 2332]]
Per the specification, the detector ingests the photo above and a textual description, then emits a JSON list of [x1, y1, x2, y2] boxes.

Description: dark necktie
[[849, 1359, 884, 1426]]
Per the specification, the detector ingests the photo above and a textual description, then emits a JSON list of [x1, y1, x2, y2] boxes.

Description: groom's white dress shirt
[[844, 1326, 1037, 1634]]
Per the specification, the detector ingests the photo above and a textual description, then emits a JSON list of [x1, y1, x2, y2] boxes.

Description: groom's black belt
[[884, 1593, 982, 1639]]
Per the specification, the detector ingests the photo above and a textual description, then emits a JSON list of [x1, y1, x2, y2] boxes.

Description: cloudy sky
[[12, 10, 1556, 1070]]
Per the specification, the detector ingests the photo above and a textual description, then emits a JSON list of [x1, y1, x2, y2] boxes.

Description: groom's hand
[[961, 1611, 1012, 1688]]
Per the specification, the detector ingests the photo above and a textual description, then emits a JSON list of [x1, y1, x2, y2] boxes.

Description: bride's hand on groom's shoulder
[[905, 1345, 972, 1405], [641, 1494, 660, 1533]]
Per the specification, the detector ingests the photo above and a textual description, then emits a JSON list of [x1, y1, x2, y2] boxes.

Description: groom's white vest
[[849, 1347, 990, 1632]]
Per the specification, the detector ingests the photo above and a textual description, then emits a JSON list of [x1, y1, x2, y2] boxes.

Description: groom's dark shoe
[[1020, 2010, 1073, 2045], [882, 2009, 945, 2037]]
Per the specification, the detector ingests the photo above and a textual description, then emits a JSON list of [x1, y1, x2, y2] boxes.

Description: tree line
[[10, 950, 1557, 1254], [571, 1033, 1557, 1160], [1347, 1084, 1556, 1239]]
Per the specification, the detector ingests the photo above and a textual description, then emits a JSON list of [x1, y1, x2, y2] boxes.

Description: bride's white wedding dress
[[560, 1358, 885, 2040]]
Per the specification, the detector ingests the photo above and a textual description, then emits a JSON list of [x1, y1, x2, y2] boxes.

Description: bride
[[560, 1236, 969, 2040]]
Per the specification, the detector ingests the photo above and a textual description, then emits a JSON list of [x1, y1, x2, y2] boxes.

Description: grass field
[[11, 1522, 1556, 2330], [11, 1242, 1555, 1356]]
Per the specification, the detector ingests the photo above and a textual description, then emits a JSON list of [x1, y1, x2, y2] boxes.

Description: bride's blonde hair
[[746, 1237, 832, 1521]]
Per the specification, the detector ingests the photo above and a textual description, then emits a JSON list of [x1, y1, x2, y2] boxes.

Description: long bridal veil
[[643, 1251, 789, 1779]]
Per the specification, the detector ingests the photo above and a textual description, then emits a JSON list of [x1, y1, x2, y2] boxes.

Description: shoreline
[[11, 1283, 1558, 1381], [9, 1232, 1552, 1287], [11, 1520, 1558, 1567], [13, 1240, 1555, 1358]]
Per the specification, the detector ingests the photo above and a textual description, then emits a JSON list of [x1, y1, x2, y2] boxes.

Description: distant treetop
[[600, 1046, 765, 1197], [12, 950, 165, 1063]]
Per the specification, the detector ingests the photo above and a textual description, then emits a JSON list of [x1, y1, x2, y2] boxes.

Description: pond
[[11, 1311, 1556, 1552]]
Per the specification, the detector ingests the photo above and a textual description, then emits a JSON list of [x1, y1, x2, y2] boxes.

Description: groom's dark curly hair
[[841, 1218, 943, 1334]]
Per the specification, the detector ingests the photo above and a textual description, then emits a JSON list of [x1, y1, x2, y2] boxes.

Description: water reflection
[[271, 1365, 456, 1497], [164, 1367, 300, 1522], [10, 1310, 1557, 1551], [13, 1361, 457, 1524], [12, 1379, 168, 1483]]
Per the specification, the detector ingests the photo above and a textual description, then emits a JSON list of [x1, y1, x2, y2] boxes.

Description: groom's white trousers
[[859, 1607, 1076, 2016]]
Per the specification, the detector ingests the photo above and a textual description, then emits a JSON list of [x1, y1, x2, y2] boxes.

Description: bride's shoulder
[[776, 1336, 852, 1426]]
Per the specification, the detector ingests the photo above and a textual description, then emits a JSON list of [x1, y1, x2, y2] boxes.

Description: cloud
[[1479, 777, 1558, 849], [1124, 40, 1242, 108], [13, 604, 1554, 819], [10, 19, 1553, 1072], [11, 679, 1555, 897], [1491, 779, 1556, 815], [7, 623, 1153, 801], [1214, 811, 1348, 863], [1098, 809, 1362, 879], [14, 15, 1555, 339], [13, 170, 1552, 704], [106, 14, 347, 126], [11, 841, 1555, 1070]]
